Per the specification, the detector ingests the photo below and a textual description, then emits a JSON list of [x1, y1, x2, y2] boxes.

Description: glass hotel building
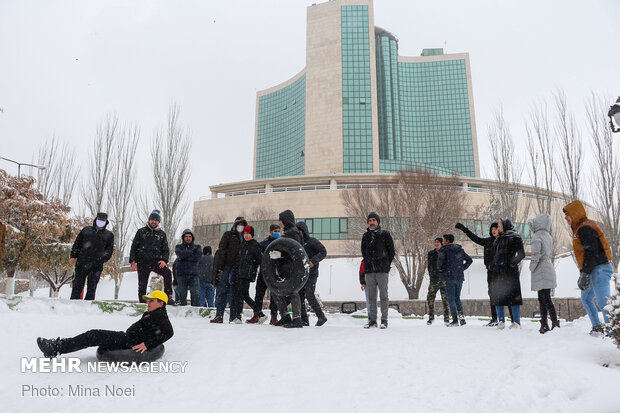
[[194, 0, 559, 254]]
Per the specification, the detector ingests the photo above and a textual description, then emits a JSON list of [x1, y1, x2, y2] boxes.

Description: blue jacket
[[174, 230, 202, 276], [437, 243, 472, 281], [296, 222, 327, 278]]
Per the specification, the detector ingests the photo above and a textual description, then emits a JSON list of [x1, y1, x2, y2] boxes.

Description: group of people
[[66, 199, 614, 336], [421, 199, 613, 336]]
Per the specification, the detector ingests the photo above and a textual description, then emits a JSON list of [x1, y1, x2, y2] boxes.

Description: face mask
[[272, 232, 280, 239], [96, 219, 106, 228], [236, 225, 244, 232]]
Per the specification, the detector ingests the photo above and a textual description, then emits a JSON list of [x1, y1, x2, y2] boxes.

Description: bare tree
[[525, 101, 555, 215], [341, 170, 466, 299], [486, 105, 525, 221], [106, 123, 140, 298], [36, 136, 79, 206], [82, 114, 118, 217], [553, 89, 583, 203], [151, 104, 192, 255], [585, 93, 620, 272]]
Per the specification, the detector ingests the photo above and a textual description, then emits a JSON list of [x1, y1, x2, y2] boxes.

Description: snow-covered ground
[[2, 296, 620, 412], [20, 256, 600, 302]]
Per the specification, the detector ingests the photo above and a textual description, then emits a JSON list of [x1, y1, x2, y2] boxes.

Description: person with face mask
[[69, 212, 114, 300], [210, 216, 248, 323], [129, 210, 174, 304]]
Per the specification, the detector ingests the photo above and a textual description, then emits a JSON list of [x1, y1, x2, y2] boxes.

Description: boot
[[551, 319, 560, 330], [269, 314, 278, 325], [458, 310, 466, 326], [589, 326, 604, 337], [316, 316, 327, 327], [427, 316, 434, 326], [275, 314, 292, 327], [364, 320, 378, 329], [210, 315, 223, 324], [283, 317, 303, 329], [484, 320, 498, 327], [380, 320, 388, 329], [539, 319, 550, 334], [301, 316, 310, 327], [37, 337, 60, 358], [246, 314, 260, 324], [447, 314, 459, 327]]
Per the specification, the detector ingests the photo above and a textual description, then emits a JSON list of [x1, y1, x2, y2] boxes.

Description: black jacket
[[129, 225, 170, 264], [234, 239, 262, 281], [216, 226, 244, 271], [125, 306, 174, 350], [296, 222, 327, 278], [174, 242, 202, 276], [198, 253, 214, 284], [459, 225, 496, 270], [279, 210, 303, 245], [361, 226, 395, 274], [490, 220, 525, 306], [427, 249, 440, 282], [578, 226, 610, 274], [437, 243, 472, 281], [70, 220, 114, 271]]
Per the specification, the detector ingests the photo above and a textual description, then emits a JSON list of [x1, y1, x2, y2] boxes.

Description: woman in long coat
[[491, 219, 525, 329], [528, 214, 559, 334]]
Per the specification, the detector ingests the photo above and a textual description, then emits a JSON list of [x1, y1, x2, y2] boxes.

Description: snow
[[20, 256, 602, 302], [2, 296, 620, 412]]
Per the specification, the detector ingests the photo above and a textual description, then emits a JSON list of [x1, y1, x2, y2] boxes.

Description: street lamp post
[[609, 97, 620, 133], [0, 156, 47, 178], [0, 156, 47, 295]]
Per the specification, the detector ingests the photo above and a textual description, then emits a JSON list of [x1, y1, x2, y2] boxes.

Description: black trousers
[[487, 270, 513, 322], [253, 273, 278, 316], [537, 289, 557, 322], [235, 278, 256, 319], [299, 277, 325, 320], [59, 329, 131, 354], [71, 267, 102, 300], [137, 262, 173, 302]]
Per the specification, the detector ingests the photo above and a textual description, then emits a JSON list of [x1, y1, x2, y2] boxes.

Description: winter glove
[[269, 250, 282, 259], [455, 222, 465, 231], [578, 271, 591, 291]]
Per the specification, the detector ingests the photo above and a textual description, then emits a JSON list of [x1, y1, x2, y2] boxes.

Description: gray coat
[[528, 214, 557, 291]]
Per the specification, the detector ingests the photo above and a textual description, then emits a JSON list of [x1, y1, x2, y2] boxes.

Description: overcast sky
[[0, 0, 618, 226]]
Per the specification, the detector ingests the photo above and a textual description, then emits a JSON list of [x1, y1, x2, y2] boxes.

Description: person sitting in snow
[[36, 290, 174, 358]]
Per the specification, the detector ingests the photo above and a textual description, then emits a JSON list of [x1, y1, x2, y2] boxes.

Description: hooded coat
[[563, 200, 612, 274], [490, 219, 525, 306], [215, 218, 248, 271], [70, 219, 115, 271], [296, 221, 327, 278], [528, 214, 557, 291], [437, 243, 473, 281], [174, 229, 202, 276], [279, 210, 303, 245], [197, 249, 214, 284]]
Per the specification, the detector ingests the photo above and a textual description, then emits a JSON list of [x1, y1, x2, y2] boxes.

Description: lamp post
[[0, 156, 47, 178], [0, 156, 46, 295], [609, 97, 620, 133]]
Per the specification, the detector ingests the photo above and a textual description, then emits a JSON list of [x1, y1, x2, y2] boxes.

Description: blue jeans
[[200, 281, 216, 307], [581, 263, 613, 328], [177, 274, 200, 306], [215, 267, 237, 318], [445, 279, 463, 316], [496, 305, 520, 324]]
